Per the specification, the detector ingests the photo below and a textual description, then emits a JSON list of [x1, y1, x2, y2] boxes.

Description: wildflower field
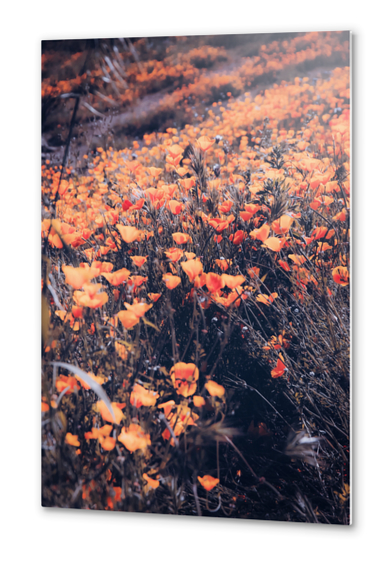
[[41, 31, 350, 523]]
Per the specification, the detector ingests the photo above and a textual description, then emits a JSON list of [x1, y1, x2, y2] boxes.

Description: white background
[[2, 2, 387, 560]]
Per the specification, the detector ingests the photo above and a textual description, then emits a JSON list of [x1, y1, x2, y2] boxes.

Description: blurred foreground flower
[[118, 424, 151, 452], [198, 475, 219, 491], [332, 266, 349, 286], [170, 362, 199, 397]]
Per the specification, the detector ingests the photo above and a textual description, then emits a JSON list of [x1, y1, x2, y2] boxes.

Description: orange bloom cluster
[[42, 33, 348, 127]]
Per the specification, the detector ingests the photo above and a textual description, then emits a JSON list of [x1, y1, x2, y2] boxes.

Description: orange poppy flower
[[172, 232, 192, 244], [310, 198, 322, 211], [117, 225, 141, 244], [143, 473, 160, 489], [297, 140, 308, 151], [65, 433, 80, 447], [122, 199, 133, 211], [205, 380, 225, 397], [130, 383, 159, 407], [185, 252, 196, 260], [250, 223, 270, 242], [118, 424, 151, 452], [85, 425, 112, 440], [100, 436, 116, 451], [123, 302, 152, 318], [278, 260, 291, 272], [180, 177, 196, 190], [130, 256, 148, 267], [117, 310, 139, 329], [55, 310, 71, 323], [97, 246, 111, 257], [167, 155, 181, 166], [97, 401, 125, 424], [333, 209, 347, 222], [214, 286, 245, 308], [55, 375, 80, 394], [174, 166, 188, 178], [73, 284, 109, 308], [298, 158, 322, 172], [147, 167, 163, 178], [215, 259, 229, 272], [316, 242, 332, 253], [82, 248, 96, 261], [245, 203, 261, 215], [322, 196, 334, 206], [62, 265, 98, 289], [206, 272, 225, 293], [194, 273, 207, 288], [161, 404, 198, 443], [272, 215, 294, 235], [248, 267, 260, 278], [209, 218, 229, 233], [102, 268, 130, 286], [325, 181, 340, 193], [157, 400, 176, 418], [165, 248, 184, 262], [167, 144, 184, 158], [132, 198, 145, 211], [163, 274, 181, 290], [240, 211, 254, 222], [332, 266, 349, 286], [148, 292, 161, 302], [145, 187, 164, 203], [229, 230, 244, 245], [41, 401, 49, 412], [221, 274, 246, 289], [198, 475, 219, 491], [271, 355, 287, 378], [182, 259, 203, 283], [219, 200, 233, 213], [197, 136, 214, 152], [168, 200, 184, 215], [127, 159, 141, 173], [48, 231, 63, 249], [262, 237, 286, 252], [170, 362, 199, 397], [257, 292, 278, 305], [129, 275, 148, 288], [288, 254, 307, 265], [311, 226, 335, 241], [88, 261, 113, 274], [71, 305, 83, 318], [193, 396, 206, 408]]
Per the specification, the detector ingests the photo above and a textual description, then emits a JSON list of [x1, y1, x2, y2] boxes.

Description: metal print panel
[[41, 31, 351, 523]]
